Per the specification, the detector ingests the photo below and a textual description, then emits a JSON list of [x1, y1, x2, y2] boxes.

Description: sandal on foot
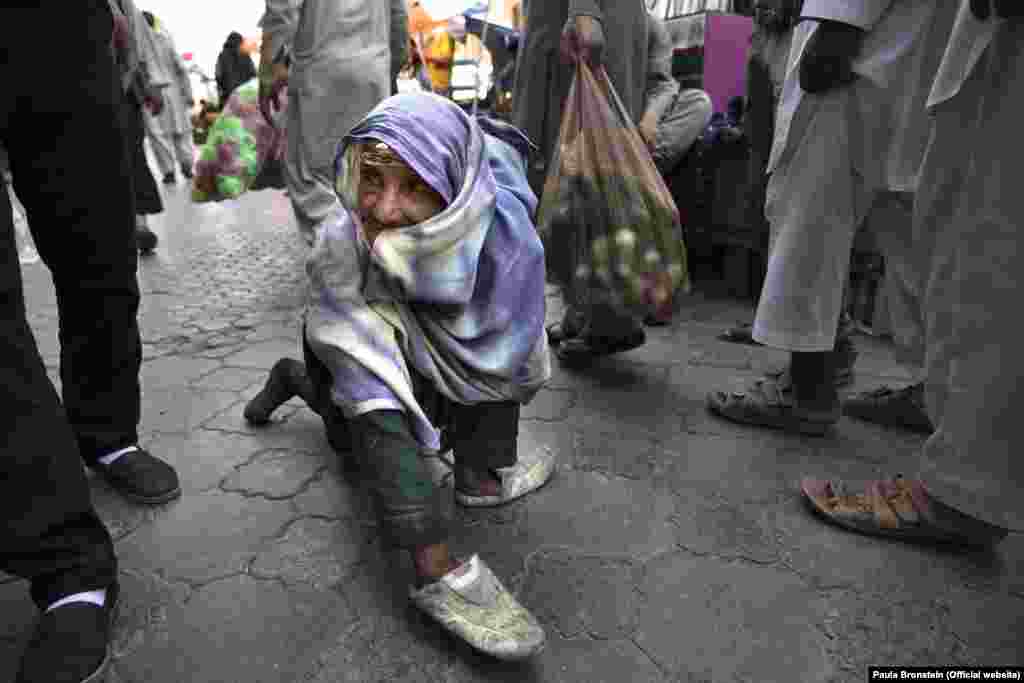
[[410, 554, 546, 660], [842, 383, 932, 433], [455, 446, 556, 508], [707, 371, 839, 436], [800, 476, 1004, 548]]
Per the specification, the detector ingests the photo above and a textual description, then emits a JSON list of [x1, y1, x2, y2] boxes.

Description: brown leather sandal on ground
[[800, 476, 1006, 549]]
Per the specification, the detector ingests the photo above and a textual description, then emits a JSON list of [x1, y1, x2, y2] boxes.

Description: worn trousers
[[0, 0, 126, 608], [916, 22, 1024, 531], [303, 335, 520, 548]]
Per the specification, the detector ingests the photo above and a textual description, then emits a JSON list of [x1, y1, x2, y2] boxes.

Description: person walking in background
[[113, 0, 170, 255], [142, 10, 195, 185], [1, 2, 178, 680], [514, 0, 652, 361], [259, 0, 407, 245], [216, 31, 257, 107]]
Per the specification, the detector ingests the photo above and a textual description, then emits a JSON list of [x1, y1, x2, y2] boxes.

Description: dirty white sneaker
[[453, 445, 556, 508], [409, 554, 546, 661]]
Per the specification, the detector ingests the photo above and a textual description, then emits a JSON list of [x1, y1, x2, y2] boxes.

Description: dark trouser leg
[[0, 1, 118, 608], [790, 350, 839, 409], [302, 333, 353, 455], [10, 87, 146, 465], [348, 410, 452, 549], [124, 97, 164, 218], [450, 400, 520, 473]]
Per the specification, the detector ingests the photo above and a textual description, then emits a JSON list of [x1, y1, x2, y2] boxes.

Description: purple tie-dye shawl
[[304, 93, 551, 451]]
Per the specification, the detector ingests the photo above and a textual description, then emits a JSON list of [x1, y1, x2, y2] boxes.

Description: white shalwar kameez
[[751, 0, 958, 354], [913, 5, 1024, 531], [260, 0, 404, 245]]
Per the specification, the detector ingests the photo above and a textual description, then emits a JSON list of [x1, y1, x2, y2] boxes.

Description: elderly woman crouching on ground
[[244, 92, 553, 659]]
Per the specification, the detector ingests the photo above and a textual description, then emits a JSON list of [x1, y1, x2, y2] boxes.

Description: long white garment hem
[[917, 20, 1024, 532], [753, 83, 876, 352]]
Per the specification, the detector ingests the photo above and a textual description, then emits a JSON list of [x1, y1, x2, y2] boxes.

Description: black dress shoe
[[162, 172, 176, 184], [136, 226, 158, 254], [90, 447, 181, 504], [17, 583, 119, 683]]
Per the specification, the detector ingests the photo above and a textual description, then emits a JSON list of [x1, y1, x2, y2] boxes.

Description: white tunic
[[769, 0, 951, 193]]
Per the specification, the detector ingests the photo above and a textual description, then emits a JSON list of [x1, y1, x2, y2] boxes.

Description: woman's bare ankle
[[413, 543, 462, 586], [455, 466, 501, 497]]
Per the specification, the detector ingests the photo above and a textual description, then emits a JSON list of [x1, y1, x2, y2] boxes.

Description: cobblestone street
[[2, 178, 1021, 683]]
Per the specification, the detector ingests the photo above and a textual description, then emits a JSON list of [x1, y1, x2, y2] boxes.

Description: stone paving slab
[[2, 185, 1020, 682]]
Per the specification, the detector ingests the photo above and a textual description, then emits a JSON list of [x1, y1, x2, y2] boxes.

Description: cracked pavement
[[2, 178, 1021, 682]]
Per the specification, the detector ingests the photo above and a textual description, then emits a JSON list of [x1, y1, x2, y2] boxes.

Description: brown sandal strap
[[821, 477, 922, 529]]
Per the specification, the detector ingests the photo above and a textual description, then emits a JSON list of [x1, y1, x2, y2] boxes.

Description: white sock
[[98, 445, 139, 466], [45, 589, 107, 613]]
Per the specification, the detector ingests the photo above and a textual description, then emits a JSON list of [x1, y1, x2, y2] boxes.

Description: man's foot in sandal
[[707, 369, 840, 436], [800, 475, 1009, 549], [842, 382, 933, 433]]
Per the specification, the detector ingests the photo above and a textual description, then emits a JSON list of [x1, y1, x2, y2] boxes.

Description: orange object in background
[[423, 29, 455, 94], [409, 2, 450, 34]]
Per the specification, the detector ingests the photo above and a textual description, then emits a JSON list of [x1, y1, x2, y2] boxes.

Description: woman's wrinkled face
[[357, 146, 446, 246]]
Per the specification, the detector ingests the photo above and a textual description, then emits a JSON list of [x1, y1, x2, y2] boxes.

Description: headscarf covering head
[[225, 32, 244, 50], [335, 92, 472, 209], [308, 91, 549, 450]]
